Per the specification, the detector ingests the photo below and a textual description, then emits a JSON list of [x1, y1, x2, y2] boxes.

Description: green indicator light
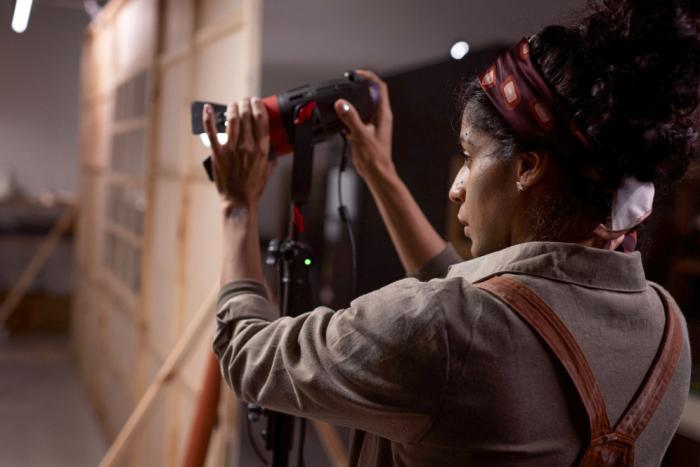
[[304, 258, 312, 266]]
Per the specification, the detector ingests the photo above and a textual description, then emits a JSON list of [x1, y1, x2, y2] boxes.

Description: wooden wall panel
[[112, 0, 157, 83], [74, 1, 262, 465], [173, 383, 197, 461], [179, 325, 214, 393], [93, 100, 114, 169], [182, 185, 222, 321], [162, 0, 193, 55], [130, 352, 169, 467], [100, 352, 133, 439], [105, 295, 139, 379], [88, 173, 109, 274], [193, 30, 248, 101], [74, 175, 96, 271], [197, 0, 245, 31], [74, 280, 103, 404], [156, 62, 191, 176], [92, 25, 116, 97], [144, 178, 181, 357]]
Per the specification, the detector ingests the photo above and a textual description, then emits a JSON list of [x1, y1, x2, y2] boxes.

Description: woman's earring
[[516, 181, 525, 192]]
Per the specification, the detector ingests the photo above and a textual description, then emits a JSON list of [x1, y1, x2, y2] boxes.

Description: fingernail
[[341, 102, 350, 113]]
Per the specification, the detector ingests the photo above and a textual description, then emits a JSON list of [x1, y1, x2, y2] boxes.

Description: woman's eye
[[462, 152, 472, 164]]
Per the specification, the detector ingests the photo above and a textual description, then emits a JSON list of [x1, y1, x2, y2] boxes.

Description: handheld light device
[[191, 71, 380, 179]]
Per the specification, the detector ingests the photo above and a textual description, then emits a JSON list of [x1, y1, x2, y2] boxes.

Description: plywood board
[[112, 0, 158, 84], [182, 184, 222, 320], [162, 0, 194, 55], [156, 61, 190, 176], [92, 24, 116, 96], [104, 294, 139, 381], [100, 345, 133, 438], [193, 29, 248, 100], [129, 350, 169, 467], [144, 178, 182, 357], [197, 0, 245, 32]]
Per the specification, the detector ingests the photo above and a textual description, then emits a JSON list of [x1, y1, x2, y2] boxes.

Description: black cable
[[296, 418, 308, 467], [337, 134, 358, 299], [246, 413, 269, 465]]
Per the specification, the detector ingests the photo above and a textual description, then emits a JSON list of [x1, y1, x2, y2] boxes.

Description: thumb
[[334, 99, 369, 140]]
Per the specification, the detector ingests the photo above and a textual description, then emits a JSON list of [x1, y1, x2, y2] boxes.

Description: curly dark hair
[[460, 0, 700, 224]]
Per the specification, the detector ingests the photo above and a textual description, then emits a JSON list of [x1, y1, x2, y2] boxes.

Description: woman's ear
[[516, 150, 550, 190]]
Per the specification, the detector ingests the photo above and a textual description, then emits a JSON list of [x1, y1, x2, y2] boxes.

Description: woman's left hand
[[202, 98, 276, 209]]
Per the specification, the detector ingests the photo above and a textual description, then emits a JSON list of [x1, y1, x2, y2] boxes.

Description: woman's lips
[[463, 225, 471, 238]]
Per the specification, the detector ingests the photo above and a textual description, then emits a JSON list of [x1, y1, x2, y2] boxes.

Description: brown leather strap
[[613, 284, 683, 439], [475, 275, 612, 439], [475, 275, 684, 446]]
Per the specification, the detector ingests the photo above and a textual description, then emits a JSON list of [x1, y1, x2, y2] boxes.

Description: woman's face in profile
[[449, 115, 518, 257]]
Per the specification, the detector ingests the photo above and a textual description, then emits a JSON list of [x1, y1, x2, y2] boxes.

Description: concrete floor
[[0, 336, 106, 467]]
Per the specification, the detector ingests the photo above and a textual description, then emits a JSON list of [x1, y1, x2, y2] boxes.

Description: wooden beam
[[97, 282, 219, 467], [312, 420, 348, 467], [0, 204, 76, 326]]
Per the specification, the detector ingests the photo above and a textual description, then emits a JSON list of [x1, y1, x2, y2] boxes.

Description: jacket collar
[[446, 241, 647, 292]]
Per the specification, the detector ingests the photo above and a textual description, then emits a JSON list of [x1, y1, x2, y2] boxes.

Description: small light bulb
[[199, 133, 228, 148], [304, 258, 312, 266], [450, 41, 470, 60]]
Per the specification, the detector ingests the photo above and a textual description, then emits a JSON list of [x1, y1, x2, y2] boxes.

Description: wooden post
[[313, 420, 348, 467], [181, 353, 222, 467], [0, 203, 76, 326], [98, 282, 219, 467]]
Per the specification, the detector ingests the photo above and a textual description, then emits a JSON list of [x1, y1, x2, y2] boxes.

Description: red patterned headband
[[480, 38, 657, 253], [479, 38, 591, 157]]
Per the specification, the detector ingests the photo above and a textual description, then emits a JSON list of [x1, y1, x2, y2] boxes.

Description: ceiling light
[[11, 0, 33, 34], [450, 41, 470, 60]]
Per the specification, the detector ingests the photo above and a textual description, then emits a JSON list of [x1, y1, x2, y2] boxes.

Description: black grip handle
[[191, 101, 227, 134], [202, 156, 214, 181]]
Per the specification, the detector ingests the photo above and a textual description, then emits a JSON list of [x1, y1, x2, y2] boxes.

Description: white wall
[[0, 1, 89, 197]]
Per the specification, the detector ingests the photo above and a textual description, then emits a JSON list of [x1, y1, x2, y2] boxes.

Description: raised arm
[[202, 97, 275, 286], [334, 70, 449, 276], [213, 276, 449, 442], [204, 94, 450, 442]]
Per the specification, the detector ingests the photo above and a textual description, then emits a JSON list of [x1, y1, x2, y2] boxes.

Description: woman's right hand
[[334, 69, 395, 181], [335, 70, 447, 274]]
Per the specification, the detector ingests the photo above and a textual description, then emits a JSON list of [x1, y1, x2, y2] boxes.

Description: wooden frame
[[77, 1, 350, 465], [74, 1, 262, 465]]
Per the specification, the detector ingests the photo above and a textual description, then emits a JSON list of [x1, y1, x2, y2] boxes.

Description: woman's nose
[[449, 166, 467, 204]]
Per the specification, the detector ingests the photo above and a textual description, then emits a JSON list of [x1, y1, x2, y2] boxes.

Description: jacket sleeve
[[212, 278, 449, 443], [409, 243, 464, 281]]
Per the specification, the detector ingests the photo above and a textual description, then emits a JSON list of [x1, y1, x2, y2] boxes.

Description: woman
[[204, 0, 697, 465]]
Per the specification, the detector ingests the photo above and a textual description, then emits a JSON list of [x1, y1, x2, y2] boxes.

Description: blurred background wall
[[0, 1, 88, 197]]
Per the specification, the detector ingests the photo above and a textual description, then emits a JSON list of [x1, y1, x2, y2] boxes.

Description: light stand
[[253, 100, 320, 467]]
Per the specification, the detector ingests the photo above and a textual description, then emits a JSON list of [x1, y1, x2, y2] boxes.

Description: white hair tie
[[593, 176, 655, 251]]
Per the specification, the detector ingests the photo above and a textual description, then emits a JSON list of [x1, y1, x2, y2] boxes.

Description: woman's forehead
[[459, 116, 500, 155], [459, 120, 485, 148]]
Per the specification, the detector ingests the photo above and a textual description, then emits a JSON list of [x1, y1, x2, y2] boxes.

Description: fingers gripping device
[[190, 70, 379, 203]]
